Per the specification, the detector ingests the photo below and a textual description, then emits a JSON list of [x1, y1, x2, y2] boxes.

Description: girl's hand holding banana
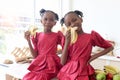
[[24, 31, 31, 41], [65, 28, 71, 45], [66, 27, 78, 44], [28, 26, 38, 37], [24, 26, 38, 42]]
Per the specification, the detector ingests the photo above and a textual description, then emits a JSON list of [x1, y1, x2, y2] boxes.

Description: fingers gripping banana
[[70, 27, 78, 44], [29, 26, 38, 37]]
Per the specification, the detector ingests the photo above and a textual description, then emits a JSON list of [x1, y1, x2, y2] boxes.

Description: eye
[[44, 18, 47, 21], [65, 22, 71, 27], [49, 18, 54, 22], [72, 18, 77, 22]]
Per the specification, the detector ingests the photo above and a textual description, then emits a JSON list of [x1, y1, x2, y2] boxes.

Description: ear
[[40, 19, 42, 23], [80, 18, 83, 22]]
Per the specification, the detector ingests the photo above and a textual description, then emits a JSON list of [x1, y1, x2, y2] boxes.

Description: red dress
[[22, 31, 64, 80], [57, 31, 112, 80]]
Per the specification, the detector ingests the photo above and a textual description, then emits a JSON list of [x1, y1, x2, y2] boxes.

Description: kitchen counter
[[98, 55, 120, 61], [6, 63, 30, 79], [91, 55, 120, 70], [0, 63, 30, 80]]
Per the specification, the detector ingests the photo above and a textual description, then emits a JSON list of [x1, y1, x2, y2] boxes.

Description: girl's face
[[64, 13, 83, 32], [41, 12, 56, 32]]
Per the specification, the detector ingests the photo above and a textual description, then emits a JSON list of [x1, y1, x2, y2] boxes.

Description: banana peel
[[28, 25, 38, 37], [104, 65, 120, 75], [67, 27, 78, 44]]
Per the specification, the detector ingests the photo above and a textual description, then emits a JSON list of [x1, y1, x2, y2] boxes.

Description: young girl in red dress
[[22, 9, 63, 80], [57, 10, 114, 80]]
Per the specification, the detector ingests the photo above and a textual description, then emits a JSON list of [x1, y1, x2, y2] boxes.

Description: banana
[[70, 27, 78, 44], [104, 65, 119, 75], [104, 67, 117, 75], [29, 25, 38, 37], [95, 69, 106, 75], [67, 27, 78, 44]]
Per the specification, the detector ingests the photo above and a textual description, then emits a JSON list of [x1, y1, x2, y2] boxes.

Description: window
[[0, 0, 62, 55]]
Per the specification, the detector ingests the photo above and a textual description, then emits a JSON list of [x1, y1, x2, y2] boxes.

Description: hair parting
[[39, 8, 59, 21]]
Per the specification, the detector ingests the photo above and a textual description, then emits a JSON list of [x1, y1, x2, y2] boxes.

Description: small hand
[[65, 29, 71, 44], [24, 31, 31, 41]]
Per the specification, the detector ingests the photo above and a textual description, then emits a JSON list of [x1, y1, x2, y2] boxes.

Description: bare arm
[[89, 46, 114, 63], [24, 31, 38, 58], [61, 30, 71, 65]]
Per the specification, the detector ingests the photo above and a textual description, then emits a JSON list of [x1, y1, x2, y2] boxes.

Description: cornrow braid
[[39, 8, 59, 21]]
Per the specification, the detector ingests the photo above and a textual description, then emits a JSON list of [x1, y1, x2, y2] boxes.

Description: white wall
[[71, 0, 120, 48]]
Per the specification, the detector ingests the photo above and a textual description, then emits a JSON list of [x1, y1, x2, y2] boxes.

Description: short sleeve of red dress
[[91, 30, 112, 48], [57, 31, 65, 48]]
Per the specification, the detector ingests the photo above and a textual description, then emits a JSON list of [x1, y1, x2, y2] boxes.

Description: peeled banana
[[67, 27, 78, 44], [104, 65, 120, 75], [29, 25, 38, 37]]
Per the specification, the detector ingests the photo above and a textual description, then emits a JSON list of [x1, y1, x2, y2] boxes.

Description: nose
[[46, 20, 50, 24], [71, 23, 75, 27]]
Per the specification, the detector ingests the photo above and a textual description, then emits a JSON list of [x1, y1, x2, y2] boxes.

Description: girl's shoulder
[[82, 30, 102, 40], [90, 30, 102, 37], [36, 32, 42, 34], [50, 31, 64, 36], [57, 31, 64, 35], [84, 30, 100, 36], [36, 32, 61, 36], [34, 32, 43, 38], [57, 31, 64, 37]]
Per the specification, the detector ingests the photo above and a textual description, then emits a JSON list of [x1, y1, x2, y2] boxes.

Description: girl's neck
[[44, 29, 52, 33], [77, 30, 84, 34]]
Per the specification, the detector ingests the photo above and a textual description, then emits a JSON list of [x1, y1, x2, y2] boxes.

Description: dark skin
[[41, 12, 57, 33], [61, 13, 114, 65], [24, 11, 57, 58]]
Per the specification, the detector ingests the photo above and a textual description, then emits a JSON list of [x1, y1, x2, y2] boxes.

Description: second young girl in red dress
[[57, 10, 114, 80]]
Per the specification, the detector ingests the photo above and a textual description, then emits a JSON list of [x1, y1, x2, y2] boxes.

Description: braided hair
[[39, 8, 59, 21], [60, 10, 83, 26]]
